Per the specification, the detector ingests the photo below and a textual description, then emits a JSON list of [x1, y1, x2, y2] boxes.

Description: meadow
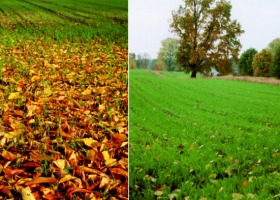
[[129, 70, 280, 199], [0, 1, 128, 199]]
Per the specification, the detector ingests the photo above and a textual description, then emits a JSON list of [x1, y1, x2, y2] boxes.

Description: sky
[[129, 0, 280, 59]]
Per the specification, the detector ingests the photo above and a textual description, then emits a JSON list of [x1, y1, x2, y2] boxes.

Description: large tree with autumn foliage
[[170, 0, 244, 78]]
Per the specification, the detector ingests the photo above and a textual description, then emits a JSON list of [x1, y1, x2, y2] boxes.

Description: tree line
[[130, 0, 280, 79]]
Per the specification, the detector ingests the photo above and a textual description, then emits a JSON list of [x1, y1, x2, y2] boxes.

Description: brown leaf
[[0, 185, 12, 197], [110, 168, 128, 178]]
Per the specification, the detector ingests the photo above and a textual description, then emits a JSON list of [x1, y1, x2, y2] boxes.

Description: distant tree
[[154, 59, 167, 71], [136, 53, 151, 69], [270, 46, 280, 78], [268, 38, 280, 78], [129, 53, 137, 69], [238, 48, 258, 76], [252, 49, 272, 77], [268, 38, 280, 51], [148, 59, 157, 70], [170, 0, 244, 78], [157, 38, 179, 71]]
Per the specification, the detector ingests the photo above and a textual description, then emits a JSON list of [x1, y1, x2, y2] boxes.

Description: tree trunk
[[191, 70, 197, 78]]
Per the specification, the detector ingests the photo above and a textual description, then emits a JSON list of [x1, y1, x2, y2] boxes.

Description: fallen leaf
[[113, 134, 127, 143], [102, 151, 110, 160], [99, 177, 110, 189], [1, 150, 18, 161], [82, 89, 92, 95], [59, 174, 75, 183], [8, 92, 20, 100], [25, 177, 58, 186], [21, 187, 36, 200], [242, 181, 248, 187], [83, 138, 97, 147], [53, 159, 66, 169], [232, 193, 245, 200], [110, 168, 128, 178], [105, 158, 117, 167], [43, 88, 53, 96], [86, 150, 96, 160]]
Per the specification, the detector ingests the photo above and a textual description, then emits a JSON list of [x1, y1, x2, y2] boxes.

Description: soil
[[212, 75, 280, 85], [144, 69, 165, 77]]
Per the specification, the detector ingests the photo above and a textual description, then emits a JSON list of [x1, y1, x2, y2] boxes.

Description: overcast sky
[[129, 0, 280, 58]]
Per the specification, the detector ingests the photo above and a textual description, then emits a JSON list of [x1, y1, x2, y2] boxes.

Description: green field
[[0, 1, 127, 199], [0, 0, 127, 45], [129, 70, 280, 199]]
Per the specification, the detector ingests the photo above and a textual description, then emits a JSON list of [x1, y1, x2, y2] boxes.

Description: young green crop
[[129, 70, 280, 199]]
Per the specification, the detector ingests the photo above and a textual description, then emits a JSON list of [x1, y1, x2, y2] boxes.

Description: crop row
[[129, 70, 280, 199], [0, 0, 127, 45]]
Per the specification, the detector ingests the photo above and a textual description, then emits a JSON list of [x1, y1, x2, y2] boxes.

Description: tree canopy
[[170, 0, 244, 78], [238, 48, 258, 76], [252, 49, 272, 77], [157, 38, 179, 71], [268, 38, 280, 78]]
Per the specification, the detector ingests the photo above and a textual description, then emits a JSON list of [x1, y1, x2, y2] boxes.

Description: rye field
[[0, 0, 128, 199], [129, 70, 280, 199]]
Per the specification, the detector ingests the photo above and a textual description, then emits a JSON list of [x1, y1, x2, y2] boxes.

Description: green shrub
[[238, 48, 258, 76]]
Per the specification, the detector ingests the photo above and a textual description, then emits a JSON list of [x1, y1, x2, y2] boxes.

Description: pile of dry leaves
[[0, 39, 128, 199]]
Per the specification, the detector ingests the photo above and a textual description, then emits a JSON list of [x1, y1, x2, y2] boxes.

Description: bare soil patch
[[212, 75, 280, 85], [144, 69, 165, 77]]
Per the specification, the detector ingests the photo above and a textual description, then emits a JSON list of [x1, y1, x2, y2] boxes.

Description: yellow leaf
[[82, 89, 91, 95], [146, 145, 151, 150], [82, 138, 97, 147], [26, 105, 38, 117], [99, 177, 110, 189], [31, 75, 40, 82], [105, 158, 116, 167], [8, 92, 20, 100], [4, 129, 24, 139], [94, 87, 106, 94], [59, 174, 75, 183], [98, 104, 105, 112], [38, 97, 50, 103], [21, 187, 36, 200], [102, 151, 110, 160], [43, 88, 53, 97], [53, 159, 66, 169]]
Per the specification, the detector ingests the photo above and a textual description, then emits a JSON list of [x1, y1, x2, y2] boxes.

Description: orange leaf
[[25, 177, 58, 186], [113, 134, 127, 143], [1, 150, 17, 161], [242, 181, 248, 187]]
